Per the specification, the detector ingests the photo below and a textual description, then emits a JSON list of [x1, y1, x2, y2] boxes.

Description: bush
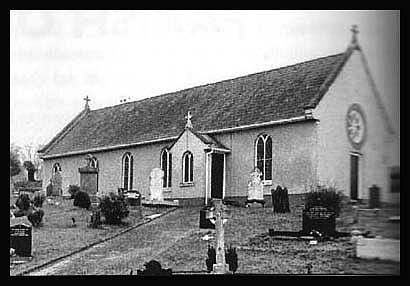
[[68, 185, 81, 199], [73, 191, 91, 209], [33, 192, 45, 208], [89, 209, 102, 228], [16, 194, 31, 211], [99, 192, 129, 224], [28, 208, 44, 227], [304, 185, 345, 216]]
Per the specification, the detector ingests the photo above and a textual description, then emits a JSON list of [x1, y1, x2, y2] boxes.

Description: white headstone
[[149, 168, 164, 201], [247, 168, 264, 201]]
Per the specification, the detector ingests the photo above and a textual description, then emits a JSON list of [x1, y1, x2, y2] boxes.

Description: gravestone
[[246, 168, 264, 206], [10, 223, 32, 257], [51, 171, 62, 196], [212, 199, 228, 274], [199, 206, 215, 229], [149, 168, 164, 201], [302, 206, 336, 237], [271, 186, 290, 213], [78, 166, 98, 207]]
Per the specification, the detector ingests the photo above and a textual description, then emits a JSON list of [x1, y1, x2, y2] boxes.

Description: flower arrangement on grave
[[68, 185, 81, 199], [304, 185, 345, 217], [15, 193, 31, 212], [225, 246, 238, 273], [205, 245, 216, 273], [73, 191, 91, 209], [33, 191, 45, 208], [89, 209, 103, 228], [99, 192, 129, 225], [28, 208, 44, 227]]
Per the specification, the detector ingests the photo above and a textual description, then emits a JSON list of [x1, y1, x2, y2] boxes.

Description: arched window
[[52, 163, 61, 174], [121, 153, 133, 191], [161, 148, 172, 188], [255, 134, 272, 182], [182, 151, 193, 183]]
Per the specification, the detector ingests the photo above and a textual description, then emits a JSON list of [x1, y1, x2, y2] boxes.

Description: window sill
[[163, 188, 172, 193], [180, 182, 195, 188]]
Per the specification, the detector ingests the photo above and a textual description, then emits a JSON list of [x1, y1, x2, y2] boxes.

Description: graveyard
[[156, 195, 400, 275], [10, 164, 399, 275], [10, 194, 173, 276], [10, 190, 400, 275]]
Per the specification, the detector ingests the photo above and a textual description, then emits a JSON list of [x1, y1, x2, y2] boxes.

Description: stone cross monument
[[212, 199, 228, 274]]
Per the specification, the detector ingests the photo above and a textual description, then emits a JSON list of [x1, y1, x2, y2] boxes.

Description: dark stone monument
[[271, 186, 290, 213], [78, 166, 98, 208], [199, 206, 215, 229], [126, 190, 142, 219], [368, 184, 380, 209], [10, 223, 32, 257], [302, 206, 336, 237]]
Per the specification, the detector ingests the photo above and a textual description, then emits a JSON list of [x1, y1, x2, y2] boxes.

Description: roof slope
[[41, 50, 352, 157]]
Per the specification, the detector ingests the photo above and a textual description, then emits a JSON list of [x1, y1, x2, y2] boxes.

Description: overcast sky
[[10, 10, 400, 149]]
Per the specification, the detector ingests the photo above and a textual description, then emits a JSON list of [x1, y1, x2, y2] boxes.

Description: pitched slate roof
[[40, 48, 355, 158]]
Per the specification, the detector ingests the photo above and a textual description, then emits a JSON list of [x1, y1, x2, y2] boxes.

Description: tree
[[23, 161, 36, 181], [22, 143, 43, 180], [10, 147, 21, 177]]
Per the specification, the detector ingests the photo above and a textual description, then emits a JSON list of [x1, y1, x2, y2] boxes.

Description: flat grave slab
[[356, 237, 400, 262], [142, 199, 179, 207]]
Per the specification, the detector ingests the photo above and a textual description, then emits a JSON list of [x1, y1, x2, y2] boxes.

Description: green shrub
[[99, 192, 129, 224], [304, 185, 345, 216], [73, 191, 91, 209], [16, 193, 31, 211], [68, 185, 81, 199], [89, 209, 102, 228], [28, 208, 44, 227], [33, 192, 45, 208]]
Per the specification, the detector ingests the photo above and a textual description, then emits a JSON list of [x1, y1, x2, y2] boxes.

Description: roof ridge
[[90, 51, 346, 113]]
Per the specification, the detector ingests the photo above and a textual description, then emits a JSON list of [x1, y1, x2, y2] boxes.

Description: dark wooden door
[[350, 155, 359, 200], [211, 153, 224, 199]]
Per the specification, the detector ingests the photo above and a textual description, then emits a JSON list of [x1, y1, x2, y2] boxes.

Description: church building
[[38, 27, 399, 206]]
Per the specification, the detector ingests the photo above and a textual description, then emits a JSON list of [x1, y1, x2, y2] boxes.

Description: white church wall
[[214, 121, 318, 197], [169, 129, 207, 200], [314, 50, 398, 204]]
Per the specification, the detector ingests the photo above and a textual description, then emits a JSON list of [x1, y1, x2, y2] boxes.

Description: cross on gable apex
[[185, 111, 193, 129]]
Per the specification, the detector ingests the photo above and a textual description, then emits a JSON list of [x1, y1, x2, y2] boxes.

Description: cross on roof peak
[[185, 111, 193, 129], [350, 25, 359, 45], [83, 95, 91, 110]]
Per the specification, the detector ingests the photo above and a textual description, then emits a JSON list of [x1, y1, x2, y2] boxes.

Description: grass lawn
[[157, 195, 400, 275], [10, 195, 171, 276]]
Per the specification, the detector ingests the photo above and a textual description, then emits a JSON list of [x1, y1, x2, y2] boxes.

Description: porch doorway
[[210, 153, 224, 199], [350, 154, 359, 200]]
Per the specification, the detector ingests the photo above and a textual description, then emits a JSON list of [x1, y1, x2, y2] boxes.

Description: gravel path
[[27, 207, 200, 275]]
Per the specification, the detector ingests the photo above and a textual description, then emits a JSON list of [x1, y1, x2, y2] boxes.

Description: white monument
[[212, 199, 229, 274], [149, 168, 164, 201], [247, 167, 264, 201]]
